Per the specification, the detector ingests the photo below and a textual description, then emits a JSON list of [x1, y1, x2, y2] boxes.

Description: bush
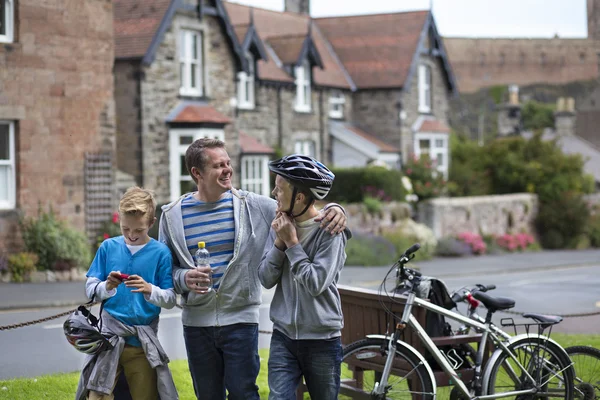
[[588, 214, 600, 248], [435, 237, 472, 257], [496, 233, 536, 252], [381, 219, 437, 260], [8, 252, 39, 283], [95, 212, 122, 250], [344, 232, 397, 266], [521, 101, 555, 131], [403, 155, 446, 202], [0, 250, 8, 274], [20, 207, 92, 271], [456, 232, 487, 255], [329, 166, 406, 203], [535, 192, 590, 249]]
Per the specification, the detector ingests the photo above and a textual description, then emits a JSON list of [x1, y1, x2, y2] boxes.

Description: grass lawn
[[1, 335, 598, 399]]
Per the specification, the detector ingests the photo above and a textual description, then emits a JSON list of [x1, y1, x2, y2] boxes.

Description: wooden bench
[[295, 284, 491, 398]]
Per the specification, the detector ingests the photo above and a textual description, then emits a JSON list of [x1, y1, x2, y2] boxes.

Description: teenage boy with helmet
[[259, 154, 350, 400], [73, 186, 178, 400], [158, 138, 347, 400]]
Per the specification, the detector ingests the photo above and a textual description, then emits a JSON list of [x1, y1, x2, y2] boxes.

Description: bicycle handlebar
[[451, 283, 496, 304]]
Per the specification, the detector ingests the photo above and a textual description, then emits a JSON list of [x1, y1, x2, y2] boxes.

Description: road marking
[[42, 312, 182, 329]]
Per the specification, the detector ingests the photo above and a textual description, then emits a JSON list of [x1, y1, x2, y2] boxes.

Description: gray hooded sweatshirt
[[158, 188, 276, 327]]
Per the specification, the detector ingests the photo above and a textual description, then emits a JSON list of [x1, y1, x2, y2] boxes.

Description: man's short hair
[[185, 138, 226, 183], [119, 186, 156, 223]]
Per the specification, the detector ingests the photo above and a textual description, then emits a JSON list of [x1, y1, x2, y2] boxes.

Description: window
[[179, 30, 204, 96], [169, 128, 224, 201], [240, 155, 270, 196], [329, 91, 345, 119], [237, 53, 255, 109], [0, 0, 14, 43], [414, 133, 448, 178], [294, 140, 316, 158], [418, 64, 432, 114], [294, 60, 311, 112], [0, 121, 15, 209]]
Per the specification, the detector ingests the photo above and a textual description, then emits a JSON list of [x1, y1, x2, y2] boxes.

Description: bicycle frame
[[384, 291, 563, 399]]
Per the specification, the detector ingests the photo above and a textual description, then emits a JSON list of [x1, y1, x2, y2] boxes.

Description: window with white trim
[[0, 0, 14, 43], [0, 121, 16, 209], [169, 128, 224, 201], [418, 64, 432, 113], [240, 155, 269, 196], [237, 53, 255, 109], [294, 60, 311, 112], [179, 30, 204, 97], [414, 133, 448, 178], [294, 140, 316, 158], [329, 90, 345, 119]]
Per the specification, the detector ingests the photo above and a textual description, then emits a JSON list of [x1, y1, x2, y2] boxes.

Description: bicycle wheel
[[340, 338, 435, 400], [566, 345, 600, 399], [484, 336, 574, 399]]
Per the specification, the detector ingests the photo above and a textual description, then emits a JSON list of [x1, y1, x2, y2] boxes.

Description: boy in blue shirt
[[77, 186, 178, 400]]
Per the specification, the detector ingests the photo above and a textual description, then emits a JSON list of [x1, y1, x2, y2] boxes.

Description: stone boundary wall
[[417, 193, 539, 239]]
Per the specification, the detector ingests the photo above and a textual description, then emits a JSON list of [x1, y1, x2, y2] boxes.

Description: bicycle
[[452, 283, 600, 400], [340, 243, 575, 399]]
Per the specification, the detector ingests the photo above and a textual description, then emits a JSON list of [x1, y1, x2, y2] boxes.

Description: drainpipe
[[319, 88, 325, 161], [277, 85, 283, 151]]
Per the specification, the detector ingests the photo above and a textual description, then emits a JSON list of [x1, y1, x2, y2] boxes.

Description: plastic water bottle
[[194, 241, 212, 292]]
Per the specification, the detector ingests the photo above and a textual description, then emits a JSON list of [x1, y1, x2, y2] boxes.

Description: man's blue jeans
[[183, 323, 260, 400], [268, 329, 342, 400]]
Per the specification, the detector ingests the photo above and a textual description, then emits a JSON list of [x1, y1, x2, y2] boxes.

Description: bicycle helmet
[[268, 154, 335, 200], [63, 308, 113, 355]]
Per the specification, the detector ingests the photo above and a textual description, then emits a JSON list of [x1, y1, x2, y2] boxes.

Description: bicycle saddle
[[472, 291, 515, 312], [522, 313, 563, 326]]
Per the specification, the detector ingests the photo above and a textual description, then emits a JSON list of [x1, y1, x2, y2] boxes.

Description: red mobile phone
[[119, 273, 130, 280]]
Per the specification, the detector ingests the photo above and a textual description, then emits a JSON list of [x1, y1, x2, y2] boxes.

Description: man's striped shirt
[[182, 191, 235, 290]]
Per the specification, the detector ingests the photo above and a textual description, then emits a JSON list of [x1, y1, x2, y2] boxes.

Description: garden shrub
[[588, 213, 600, 248], [435, 237, 472, 257], [456, 232, 487, 255], [95, 212, 122, 250], [328, 166, 406, 203], [8, 252, 39, 282], [0, 250, 8, 274], [381, 219, 437, 260], [20, 207, 92, 271], [535, 192, 590, 249], [344, 232, 397, 266], [403, 155, 446, 202], [495, 233, 536, 252], [521, 101, 555, 131]]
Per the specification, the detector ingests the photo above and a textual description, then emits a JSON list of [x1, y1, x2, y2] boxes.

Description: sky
[[227, 0, 588, 38]]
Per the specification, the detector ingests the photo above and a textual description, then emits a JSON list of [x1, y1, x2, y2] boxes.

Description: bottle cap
[[198, 241, 205, 248]]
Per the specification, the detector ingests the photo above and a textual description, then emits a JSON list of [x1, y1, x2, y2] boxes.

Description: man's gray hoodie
[[158, 188, 276, 327]]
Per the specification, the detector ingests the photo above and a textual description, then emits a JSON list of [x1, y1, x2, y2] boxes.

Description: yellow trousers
[[88, 345, 158, 400]]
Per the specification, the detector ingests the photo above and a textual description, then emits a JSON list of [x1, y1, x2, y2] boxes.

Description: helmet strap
[[286, 186, 314, 218]]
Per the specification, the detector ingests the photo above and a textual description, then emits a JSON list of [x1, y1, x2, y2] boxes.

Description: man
[[158, 138, 346, 399]]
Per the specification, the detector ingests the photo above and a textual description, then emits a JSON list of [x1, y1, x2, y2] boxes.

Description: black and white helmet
[[63, 308, 113, 355], [268, 154, 335, 200]]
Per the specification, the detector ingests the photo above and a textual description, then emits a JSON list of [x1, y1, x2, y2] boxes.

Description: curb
[[0, 300, 87, 312], [426, 261, 600, 280]]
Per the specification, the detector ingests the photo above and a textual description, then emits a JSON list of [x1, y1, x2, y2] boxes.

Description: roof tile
[[239, 132, 275, 153], [170, 104, 232, 124]]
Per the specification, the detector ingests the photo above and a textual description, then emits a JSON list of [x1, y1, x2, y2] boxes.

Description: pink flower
[[406, 169, 413, 175], [112, 212, 119, 224], [103, 233, 110, 240]]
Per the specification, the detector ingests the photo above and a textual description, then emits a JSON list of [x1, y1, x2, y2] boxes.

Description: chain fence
[[2, 302, 600, 332]]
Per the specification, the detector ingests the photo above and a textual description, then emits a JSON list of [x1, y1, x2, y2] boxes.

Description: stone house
[[0, 0, 116, 252], [113, 0, 457, 205]]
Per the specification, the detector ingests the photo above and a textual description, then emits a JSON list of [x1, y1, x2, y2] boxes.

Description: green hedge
[[328, 166, 406, 204]]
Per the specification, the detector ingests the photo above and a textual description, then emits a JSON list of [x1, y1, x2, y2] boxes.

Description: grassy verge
[[0, 335, 597, 399]]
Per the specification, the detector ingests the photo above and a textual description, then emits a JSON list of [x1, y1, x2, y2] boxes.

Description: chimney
[[284, 0, 310, 15], [497, 85, 522, 137], [554, 97, 576, 136]]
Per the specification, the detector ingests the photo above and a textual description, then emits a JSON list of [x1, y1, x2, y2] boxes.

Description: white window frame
[[418, 64, 432, 114], [179, 29, 204, 97], [329, 90, 345, 119], [294, 139, 316, 158], [294, 60, 311, 113], [0, 0, 14, 44], [240, 155, 270, 196], [237, 53, 255, 110], [0, 121, 16, 209], [169, 128, 224, 201], [414, 132, 448, 178]]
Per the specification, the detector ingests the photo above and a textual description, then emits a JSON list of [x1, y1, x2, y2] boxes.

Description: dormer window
[[237, 53, 255, 109], [418, 64, 432, 114], [179, 29, 204, 97], [329, 90, 345, 119], [294, 60, 311, 113], [0, 0, 14, 43]]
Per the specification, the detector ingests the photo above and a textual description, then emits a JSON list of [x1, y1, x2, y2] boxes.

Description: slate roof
[[329, 121, 400, 159]]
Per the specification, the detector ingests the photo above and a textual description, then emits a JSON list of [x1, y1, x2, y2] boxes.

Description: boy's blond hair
[[119, 187, 156, 223]]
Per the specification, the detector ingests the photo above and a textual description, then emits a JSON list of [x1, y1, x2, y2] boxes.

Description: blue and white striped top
[[182, 191, 235, 290]]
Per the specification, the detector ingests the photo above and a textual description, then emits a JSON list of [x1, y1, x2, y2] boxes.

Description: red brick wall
[[0, 0, 116, 252]]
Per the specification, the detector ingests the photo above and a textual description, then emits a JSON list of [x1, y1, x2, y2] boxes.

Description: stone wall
[[0, 0, 115, 252], [417, 193, 538, 239], [139, 11, 238, 203]]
